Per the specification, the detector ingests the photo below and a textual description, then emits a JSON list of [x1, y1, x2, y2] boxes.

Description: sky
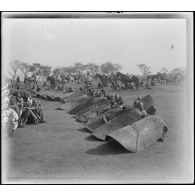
[[2, 18, 186, 76]]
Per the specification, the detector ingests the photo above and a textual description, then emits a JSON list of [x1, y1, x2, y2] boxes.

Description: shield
[[47, 94, 55, 101], [76, 98, 108, 117], [76, 103, 110, 123], [66, 91, 86, 102], [69, 97, 107, 115], [76, 110, 98, 123], [54, 96, 62, 101], [70, 94, 90, 109], [105, 115, 168, 152], [84, 117, 105, 132], [69, 96, 95, 114], [91, 108, 142, 140], [40, 93, 47, 99], [85, 106, 123, 131], [36, 93, 41, 98]]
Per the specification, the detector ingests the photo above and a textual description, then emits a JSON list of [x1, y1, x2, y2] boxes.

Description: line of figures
[[9, 70, 185, 94], [3, 90, 47, 137]]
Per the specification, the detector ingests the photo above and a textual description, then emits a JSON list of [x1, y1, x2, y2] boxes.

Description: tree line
[[7, 60, 123, 83], [7, 59, 185, 85]]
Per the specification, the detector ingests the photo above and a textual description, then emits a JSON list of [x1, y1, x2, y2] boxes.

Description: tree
[[19, 62, 31, 78], [53, 67, 62, 76], [40, 65, 52, 79], [160, 66, 169, 74], [113, 63, 122, 73], [137, 64, 151, 76], [28, 63, 41, 78], [32, 63, 41, 74], [74, 62, 85, 74], [28, 63, 49, 81], [100, 62, 116, 74], [85, 63, 100, 75], [170, 68, 182, 75], [9, 59, 20, 84], [61, 66, 77, 74]]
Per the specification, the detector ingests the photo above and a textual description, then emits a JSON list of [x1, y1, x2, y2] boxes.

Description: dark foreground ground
[[3, 84, 193, 183]]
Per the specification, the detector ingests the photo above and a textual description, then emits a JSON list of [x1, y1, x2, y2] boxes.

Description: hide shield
[[91, 108, 142, 140], [105, 115, 168, 152]]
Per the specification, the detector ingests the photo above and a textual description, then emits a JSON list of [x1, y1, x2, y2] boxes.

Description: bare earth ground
[[3, 84, 192, 183]]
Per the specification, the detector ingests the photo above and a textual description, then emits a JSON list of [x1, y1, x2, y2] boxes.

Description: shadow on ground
[[86, 141, 131, 156], [77, 128, 91, 133], [85, 135, 105, 142]]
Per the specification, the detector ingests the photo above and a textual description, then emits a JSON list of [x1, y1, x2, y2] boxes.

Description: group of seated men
[[8, 91, 46, 136], [85, 85, 153, 118], [84, 87, 124, 108]]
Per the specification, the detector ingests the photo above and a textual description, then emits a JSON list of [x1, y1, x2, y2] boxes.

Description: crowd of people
[[5, 76, 153, 137], [7, 90, 46, 136]]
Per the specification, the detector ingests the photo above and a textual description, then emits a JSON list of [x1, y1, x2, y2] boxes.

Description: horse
[[115, 72, 131, 89], [116, 72, 139, 90], [47, 75, 56, 89], [147, 73, 168, 85], [95, 73, 109, 87], [130, 75, 140, 89]]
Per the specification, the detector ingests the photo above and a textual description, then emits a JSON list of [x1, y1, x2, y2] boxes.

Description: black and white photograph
[[1, 12, 194, 184]]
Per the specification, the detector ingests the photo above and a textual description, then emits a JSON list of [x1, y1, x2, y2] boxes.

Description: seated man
[[20, 95, 39, 125], [101, 89, 107, 97], [93, 91, 101, 97], [133, 97, 148, 117], [105, 94, 114, 105], [69, 87, 73, 92], [87, 88, 94, 96], [31, 100, 46, 123], [36, 84, 41, 92], [21, 106, 39, 125], [31, 100, 42, 122], [79, 87, 84, 91], [117, 95, 124, 106], [27, 95, 33, 106], [110, 94, 118, 108]]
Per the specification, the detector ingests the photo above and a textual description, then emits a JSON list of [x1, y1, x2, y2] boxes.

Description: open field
[[3, 83, 192, 184]]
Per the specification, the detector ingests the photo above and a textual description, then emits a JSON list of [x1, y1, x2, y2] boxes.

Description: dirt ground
[[3, 83, 193, 184]]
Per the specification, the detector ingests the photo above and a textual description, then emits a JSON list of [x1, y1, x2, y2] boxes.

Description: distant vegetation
[[6, 59, 185, 86]]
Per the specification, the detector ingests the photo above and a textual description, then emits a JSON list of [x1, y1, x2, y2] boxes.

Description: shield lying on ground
[[84, 117, 105, 132], [76, 103, 110, 123], [76, 110, 98, 123], [36, 93, 41, 98], [69, 96, 95, 114], [85, 106, 124, 131], [40, 94, 48, 99], [92, 108, 142, 140], [105, 115, 168, 152], [66, 91, 86, 103], [76, 98, 108, 117], [70, 94, 89, 109], [69, 97, 107, 115], [54, 96, 62, 101], [47, 94, 55, 101]]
